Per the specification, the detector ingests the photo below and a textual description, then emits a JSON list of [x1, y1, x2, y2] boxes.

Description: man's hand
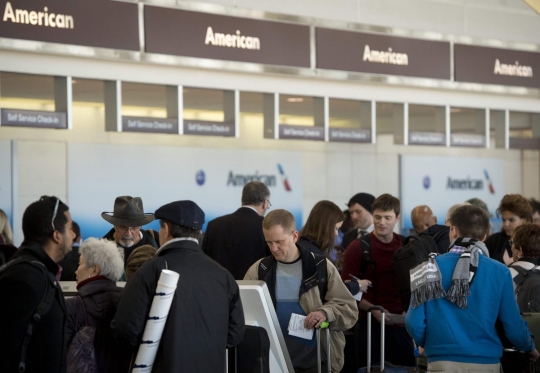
[[359, 279, 372, 293], [529, 349, 540, 361], [304, 311, 327, 329], [371, 309, 393, 325]]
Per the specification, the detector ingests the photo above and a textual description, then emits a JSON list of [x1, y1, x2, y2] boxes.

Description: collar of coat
[[264, 243, 322, 304], [17, 240, 61, 276]]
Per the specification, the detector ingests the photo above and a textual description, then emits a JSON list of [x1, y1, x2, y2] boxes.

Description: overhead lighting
[[523, 0, 540, 14], [286, 97, 304, 103]]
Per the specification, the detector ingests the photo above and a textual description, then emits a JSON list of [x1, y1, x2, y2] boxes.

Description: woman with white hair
[[65, 238, 130, 372]]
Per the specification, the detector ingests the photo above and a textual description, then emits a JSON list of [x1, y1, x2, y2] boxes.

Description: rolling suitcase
[[317, 322, 331, 373], [357, 306, 416, 373], [228, 325, 270, 373]]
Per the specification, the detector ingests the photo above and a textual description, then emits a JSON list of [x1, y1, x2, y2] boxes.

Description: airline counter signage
[[279, 125, 324, 140], [144, 6, 310, 68], [454, 44, 540, 89], [316, 27, 451, 80], [450, 134, 486, 148], [122, 116, 178, 134], [408, 131, 446, 146], [329, 128, 371, 143], [0, 0, 139, 50], [183, 120, 235, 137], [1, 108, 67, 129]]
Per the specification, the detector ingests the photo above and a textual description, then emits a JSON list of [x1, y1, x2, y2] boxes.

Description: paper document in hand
[[353, 291, 363, 301], [287, 313, 314, 340]]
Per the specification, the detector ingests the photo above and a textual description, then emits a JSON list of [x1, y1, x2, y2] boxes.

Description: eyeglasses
[[116, 226, 140, 233], [267, 199, 272, 208], [509, 239, 514, 246]]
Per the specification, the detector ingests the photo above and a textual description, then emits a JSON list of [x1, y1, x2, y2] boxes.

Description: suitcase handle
[[367, 306, 386, 372], [316, 323, 331, 373]]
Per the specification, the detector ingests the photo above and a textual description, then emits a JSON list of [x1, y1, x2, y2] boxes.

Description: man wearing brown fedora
[[102, 196, 159, 265]]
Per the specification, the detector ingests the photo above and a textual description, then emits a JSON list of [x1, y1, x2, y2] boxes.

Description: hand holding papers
[[288, 313, 314, 340]]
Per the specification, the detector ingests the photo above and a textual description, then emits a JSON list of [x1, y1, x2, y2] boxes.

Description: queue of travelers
[[1, 186, 540, 372]]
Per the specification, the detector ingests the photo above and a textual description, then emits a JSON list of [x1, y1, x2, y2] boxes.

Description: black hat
[[155, 201, 205, 230], [102, 196, 155, 226], [347, 193, 375, 214]]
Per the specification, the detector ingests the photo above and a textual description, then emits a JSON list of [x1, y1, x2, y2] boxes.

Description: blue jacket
[[405, 252, 535, 364]]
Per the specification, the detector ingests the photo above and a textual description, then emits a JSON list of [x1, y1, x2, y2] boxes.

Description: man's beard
[[119, 235, 134, 248]]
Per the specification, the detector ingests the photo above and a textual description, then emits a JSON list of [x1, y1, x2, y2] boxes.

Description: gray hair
[[79, 238, 124, 282], [445, 202, 471, 223], [241, 181, 270, 206]]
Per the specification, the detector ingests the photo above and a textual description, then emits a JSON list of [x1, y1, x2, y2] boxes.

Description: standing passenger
[[485, 194, 532, 265], [65, 238, 130, 372], [101, 196, 159, 265], [244, 209, 358, 373], [0, 196, 75, 373], [406, 205, 539, 372], [341, 193, 375, 251], [202, 181, 271, 279], [112, 200, 245, 372], [341, 194, 415, 368]]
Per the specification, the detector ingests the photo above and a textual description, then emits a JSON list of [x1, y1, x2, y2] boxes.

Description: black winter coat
[[0, 242, 67, 373], [202, 207, 269, 280], [112, 238, 245, 373], [65, 277, 132, 373]]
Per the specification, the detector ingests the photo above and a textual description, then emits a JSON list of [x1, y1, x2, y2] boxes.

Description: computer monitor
[[237, 280, 294, 373]]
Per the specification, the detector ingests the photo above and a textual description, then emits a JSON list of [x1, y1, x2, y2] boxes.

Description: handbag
[[67, 296, 99, 373]]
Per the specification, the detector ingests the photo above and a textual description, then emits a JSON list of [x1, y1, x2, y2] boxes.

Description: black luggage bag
[[229, 325, 270, 373]]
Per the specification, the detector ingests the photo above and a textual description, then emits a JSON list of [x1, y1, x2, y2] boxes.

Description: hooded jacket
[[244, 244, 358, 372]]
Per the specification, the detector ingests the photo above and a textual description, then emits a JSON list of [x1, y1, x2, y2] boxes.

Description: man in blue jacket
[[406, 204, 538, 372]]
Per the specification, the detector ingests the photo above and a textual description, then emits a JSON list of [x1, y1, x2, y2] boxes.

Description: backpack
[[257, 253, 328, 304], [67, 296, 98, 373], [0, 256, 56, 372], [392, 232, 447, 311], [512, 266, 540, 313]]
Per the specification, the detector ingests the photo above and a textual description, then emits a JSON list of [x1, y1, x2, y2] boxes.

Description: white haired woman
[[65, 238, 131, 372]]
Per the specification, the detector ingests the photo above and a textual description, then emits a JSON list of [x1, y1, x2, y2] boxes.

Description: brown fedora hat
[[101, 196, 155, 227]]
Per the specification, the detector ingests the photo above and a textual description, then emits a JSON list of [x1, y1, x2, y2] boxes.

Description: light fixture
[[286, 97, 304, 103], [523, 0, 540, 14]]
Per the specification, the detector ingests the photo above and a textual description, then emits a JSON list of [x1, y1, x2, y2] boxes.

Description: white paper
[[132, 270, 180, 373], [287, 313, 314, 340], [353, 291, 363, 301]]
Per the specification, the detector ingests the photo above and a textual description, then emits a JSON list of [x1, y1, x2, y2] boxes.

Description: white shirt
[[357, 224, 375, 238]]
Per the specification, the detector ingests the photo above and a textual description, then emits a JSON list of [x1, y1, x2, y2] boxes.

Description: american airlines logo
[[226, 164, 292, 192]]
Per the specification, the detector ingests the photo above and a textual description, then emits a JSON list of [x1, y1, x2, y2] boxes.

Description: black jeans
[[356, 317, 415, 369]]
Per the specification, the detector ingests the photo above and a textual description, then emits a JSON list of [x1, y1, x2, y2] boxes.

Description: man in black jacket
[[202, 181, 271, 279], [112, 200, 245, 373], [101, 196, 159, 265], [0, 196, 75, 373]]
